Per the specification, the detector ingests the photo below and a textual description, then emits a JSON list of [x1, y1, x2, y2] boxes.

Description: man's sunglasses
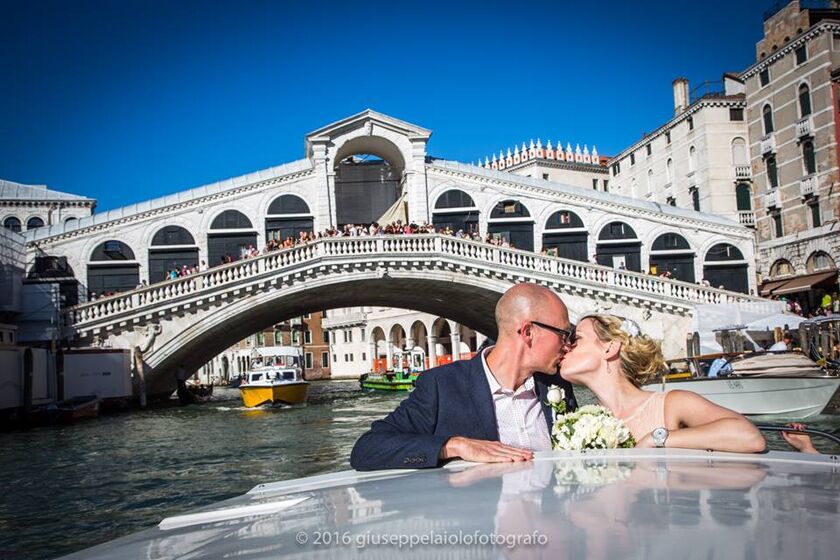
[[519, 321, 576, 344]]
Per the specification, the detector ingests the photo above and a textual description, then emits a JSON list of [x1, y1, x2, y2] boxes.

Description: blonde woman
[[560, 315, 766, 452]]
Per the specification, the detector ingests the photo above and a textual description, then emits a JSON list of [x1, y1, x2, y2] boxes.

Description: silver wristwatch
[[652, 427, 669, 448]]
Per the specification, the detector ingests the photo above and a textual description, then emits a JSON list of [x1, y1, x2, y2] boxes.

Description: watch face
[[653, 427, 668, 443]]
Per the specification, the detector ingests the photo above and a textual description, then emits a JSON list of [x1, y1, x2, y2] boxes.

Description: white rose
[[547, 385, 565, 404]]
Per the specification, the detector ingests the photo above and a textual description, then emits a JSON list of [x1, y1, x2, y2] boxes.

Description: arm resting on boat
[[649, 390, 766, 453], [350, 372, 450, 471]]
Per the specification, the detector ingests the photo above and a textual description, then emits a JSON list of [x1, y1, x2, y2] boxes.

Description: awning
[[761, 270, 838, 296], [759, 277, 790, 297]]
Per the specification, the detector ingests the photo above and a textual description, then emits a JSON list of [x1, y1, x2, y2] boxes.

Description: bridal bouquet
[[545, 386, 635, 451]]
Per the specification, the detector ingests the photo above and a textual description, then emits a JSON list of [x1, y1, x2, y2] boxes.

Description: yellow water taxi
[[239, 349, 309, 407]]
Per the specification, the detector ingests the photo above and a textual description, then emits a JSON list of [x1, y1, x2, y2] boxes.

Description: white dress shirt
[[481, 347, 552, 451]]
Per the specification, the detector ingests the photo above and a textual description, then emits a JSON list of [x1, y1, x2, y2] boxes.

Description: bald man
[[350, 283, 577, 471]]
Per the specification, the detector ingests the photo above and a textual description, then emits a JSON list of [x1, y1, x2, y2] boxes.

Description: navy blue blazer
[[350, 354, 578, 471]]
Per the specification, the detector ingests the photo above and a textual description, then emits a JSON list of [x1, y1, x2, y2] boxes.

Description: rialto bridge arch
[[65, 235, 779, 397]]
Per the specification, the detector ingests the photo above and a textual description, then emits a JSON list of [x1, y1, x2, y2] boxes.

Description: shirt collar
[[481, 346, 535, 395]]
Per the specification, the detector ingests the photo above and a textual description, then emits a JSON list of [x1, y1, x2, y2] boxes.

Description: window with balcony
[[803, 141, 817, 175], [795, 44, 807, 65], [766, 156, 779, 188], [799, 84, 812, 117], [759, 67, 770, 87], [762, 104, 774, 134], [736, 183, 752, 211]]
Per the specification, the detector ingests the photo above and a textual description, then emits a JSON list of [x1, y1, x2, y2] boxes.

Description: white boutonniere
[[545, 384, 566, 424]]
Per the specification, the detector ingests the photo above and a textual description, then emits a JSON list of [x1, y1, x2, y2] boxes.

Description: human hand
[[440, 436, 534, 463], [781, 422, 819, 454], [635, 433, 656, 448]]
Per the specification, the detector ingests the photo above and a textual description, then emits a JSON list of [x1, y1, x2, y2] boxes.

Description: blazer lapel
[[466, 354, 499, 441], [533, 376, 555, 435]]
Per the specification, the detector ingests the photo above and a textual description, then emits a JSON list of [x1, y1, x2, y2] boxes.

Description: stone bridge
[[65, 234, 779, 397]]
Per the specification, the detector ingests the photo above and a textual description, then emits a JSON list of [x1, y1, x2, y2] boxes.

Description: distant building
[[1, 178, 95, 233], [742, 0, 840, 311]]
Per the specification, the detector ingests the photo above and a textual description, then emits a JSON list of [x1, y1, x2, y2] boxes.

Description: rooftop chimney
[[673, 77, 690, 116]]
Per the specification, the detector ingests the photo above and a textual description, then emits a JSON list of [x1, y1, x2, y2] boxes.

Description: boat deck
[[59, 449, 840, 559]]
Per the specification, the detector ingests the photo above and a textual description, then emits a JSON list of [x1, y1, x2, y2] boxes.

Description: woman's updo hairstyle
[[580, 314, 666, 387]]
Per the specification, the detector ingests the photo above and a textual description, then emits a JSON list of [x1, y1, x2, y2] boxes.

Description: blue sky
[[1, 0, 773, 211]]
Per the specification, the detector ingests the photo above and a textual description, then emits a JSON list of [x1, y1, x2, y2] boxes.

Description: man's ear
[[518, 321, 533, 345]]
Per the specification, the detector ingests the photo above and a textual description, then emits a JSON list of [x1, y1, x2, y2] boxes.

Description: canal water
[[1, 380, 839, 560]]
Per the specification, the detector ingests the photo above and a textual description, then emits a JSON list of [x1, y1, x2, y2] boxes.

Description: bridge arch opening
[[704, 243, 748, 293], [148, 226, 199, 283], [334, 136, 405, 227], [207, 209, 257, 266], [265, 195, 313, 243], [87, 240, 139, 298], [649, 232, 695, 282], [488, 200, 534, 251], [596, 221, 641, 271], [432, 190, 479, 234], [542, 210, 587, 261]]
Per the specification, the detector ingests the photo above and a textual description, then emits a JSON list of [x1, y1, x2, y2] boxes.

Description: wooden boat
[[644, 351, 840, 417], [176, 380, 213, 405], [239, 367, 308, 407], [55, 395, 100, 422]]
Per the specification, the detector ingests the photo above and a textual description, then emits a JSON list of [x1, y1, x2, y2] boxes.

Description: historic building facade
[[1, 179, 95, 233], [742, 0, 840, 311]]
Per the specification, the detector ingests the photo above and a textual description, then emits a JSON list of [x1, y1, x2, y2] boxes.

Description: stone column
[[428, 336, 438, 368], [451, 328, 462, 361], [368, 341, 377, 372]]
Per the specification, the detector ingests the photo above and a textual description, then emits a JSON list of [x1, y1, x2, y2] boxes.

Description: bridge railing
[[66, 234, 770, 329]]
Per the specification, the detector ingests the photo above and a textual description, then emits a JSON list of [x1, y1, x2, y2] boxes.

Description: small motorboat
[[240, 367, 309, 407], [644, 351, 840, 417], [360, 348, 425, 391]]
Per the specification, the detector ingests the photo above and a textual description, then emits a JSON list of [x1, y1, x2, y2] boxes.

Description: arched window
[[267, 195, 310, 215], [799, 83, 812, 117], [763, 104, 774, 134], [432, 190, 479, 234], [803, 141, 817, 175], [731, 137, 748, 166], [806, 251, 835, 273], [666, 159, 674, 184], [766, 156, 779, 188], [210, 210, 253, 230], [769, 259, 794, 278], [3, 217, 21, 233], [151, 226, 196, 246], [434, 189, 476, 209], [646, 169, 653, 194], [703, 243, 748, 293], [488, 200, 533, 251], [64, 217, 77, 225], [490, 200, 531, 219], [87, 240, 139, 297], [26, 217, 44, 229], [689, 146, 696, 172], [650, 233, 695, 282], [735, 183, 752, 211]]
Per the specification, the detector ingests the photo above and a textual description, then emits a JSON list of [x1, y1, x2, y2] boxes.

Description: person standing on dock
[[350, 283, 577, 471]]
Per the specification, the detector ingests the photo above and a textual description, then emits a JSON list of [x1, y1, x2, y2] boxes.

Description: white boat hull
[[643, 376, 840, 417]]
